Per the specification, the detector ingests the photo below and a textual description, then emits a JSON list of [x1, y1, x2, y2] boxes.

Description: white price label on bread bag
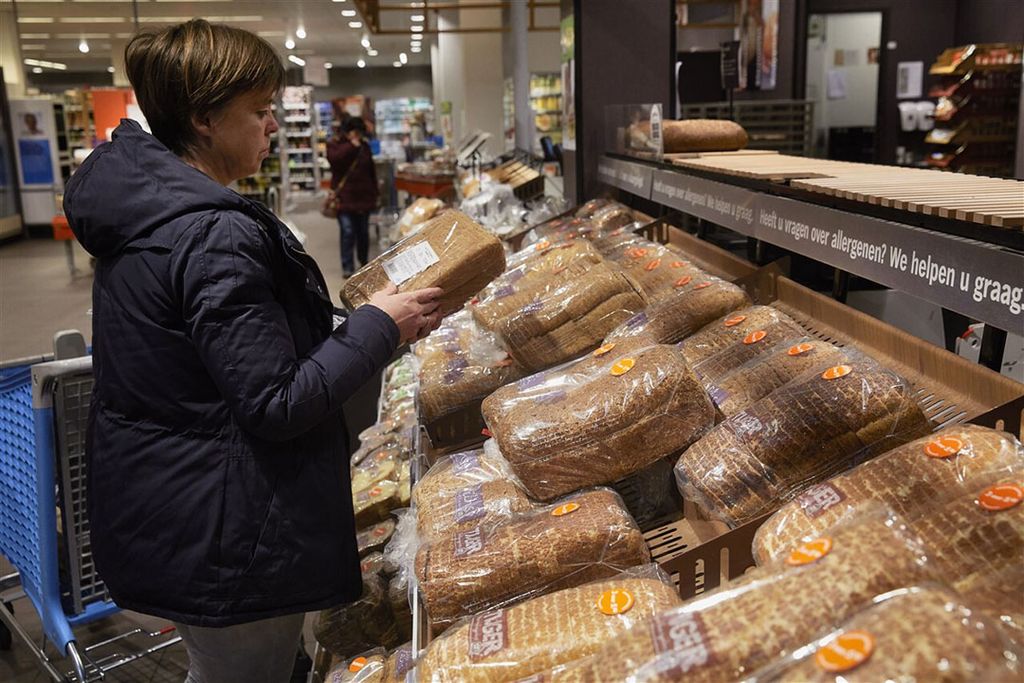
[[381, 241, 440, 285]]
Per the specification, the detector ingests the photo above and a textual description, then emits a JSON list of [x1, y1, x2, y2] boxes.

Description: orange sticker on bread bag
[[349, 657, 368, 672], [815, 630, 875, 673], [786, 537, 833, 566], [535, 240, 551, 251], [645, 259, 662, 271], [923, 436, 964, 459], [674, 276, 692, 288], [369, 487, 382, 497], [788, 342, 814, 356], [978, 483, 1023, 511], [596, 589, 635, 615], [693, 282, 712, 290], [593, 343, 616, 357], [743, 330, 767, 345], [552, 502, 580, 517], [671, 260, 688, 268], [611, 358, 636, 376], [724, 315, 747, 327], [822, 365, 852, 380]]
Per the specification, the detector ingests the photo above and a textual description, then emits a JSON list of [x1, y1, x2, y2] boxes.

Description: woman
[[63, 19, 442, 682], [327, 117, 378, 278]]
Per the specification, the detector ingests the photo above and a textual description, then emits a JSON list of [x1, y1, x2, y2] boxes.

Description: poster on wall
[[738, 0, 778, 91], [9, 99, 56, 186], [560, 14, 575, 151]]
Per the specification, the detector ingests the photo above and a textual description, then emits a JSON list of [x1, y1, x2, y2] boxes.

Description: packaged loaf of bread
[[387, 571, 413, 640], [576, 197, 619, 218], [342, 210, 505, 316], [357, 519, 396, 557], [707, 338, 849, 418], [354, 481, 401, 527], [352, 457, 398, 496], [416, 319, 527, 424], [674, 352, 933, 526], [360, 551, 385, 578], [605, 277, 751, 348], [657, 118, 749, 153], [680, 305, 804, 367], [352, 430, 413, 467], [601, 237, 710, 301], [412, 447, 534, 540], [382, 643, 416, 683], [753, 424, 1023, 563], [398, 197, 445, 237], [415, 565, 682, 682], [414, 487, 650, 633], [691, 328, 810, 388], [497, 260, 648, 372], [326, 650, 388, 683], [749, 586, 1021, 683], [909, 480, 1024, 592], [534, 507, 932, 683], [955, 562, 1024, 646], [315, 575, 401, 659], [482, 344, 715, 501]]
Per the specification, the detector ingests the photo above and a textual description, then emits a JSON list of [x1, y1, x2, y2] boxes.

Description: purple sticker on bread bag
[[796, 482, 847, 518], [647, 611, 717, 677], [442, 340, 462, 353], [506, 268, 526, 283], [522, 301, 543, 315], [706, 384, 729, 407], [535, 390, 567, 405], [448, 357, 469, 371], [393, 647, 414, 676], [454, 526, 486, 557], [492, 285, 515, 299], [454, 484, 486, 523], [443, 367, 465, 385], [516, 373, 547, 390], [625, 311, 649, 329], [451, 451, 481, 474]]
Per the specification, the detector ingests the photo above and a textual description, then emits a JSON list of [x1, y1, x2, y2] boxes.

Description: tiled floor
[[0, 205, 373, 682]]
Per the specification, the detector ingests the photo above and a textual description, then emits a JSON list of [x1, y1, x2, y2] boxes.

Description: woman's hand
[[368, 284, 444, 345]]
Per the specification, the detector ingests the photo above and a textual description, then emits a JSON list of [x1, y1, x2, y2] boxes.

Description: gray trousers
[[173, 612, 305, 683]]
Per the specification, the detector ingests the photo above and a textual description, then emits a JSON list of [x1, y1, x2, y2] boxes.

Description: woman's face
[[204, 89, 279, 182]]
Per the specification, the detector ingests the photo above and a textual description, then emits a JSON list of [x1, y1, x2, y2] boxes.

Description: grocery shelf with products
[[375, 97, 435, 161], [280, 86, 320, 199], [530, 72, 562, 152]]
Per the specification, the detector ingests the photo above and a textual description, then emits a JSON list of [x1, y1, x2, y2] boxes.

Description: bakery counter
[[599, 153, 1024, 335]]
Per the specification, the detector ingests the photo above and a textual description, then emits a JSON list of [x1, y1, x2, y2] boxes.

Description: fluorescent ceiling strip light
[[17, 18, 56, 24], [58, 17, 124, 23], [411, 14, 424, 21], [21, 45, 48, 50], [24, 58, 67, 70], [341, 9, 356, 17], [348, 21, 363, 28], [288, 55, 306, 66], [21, 33, 51, 38], [57, 32, 110, 38]]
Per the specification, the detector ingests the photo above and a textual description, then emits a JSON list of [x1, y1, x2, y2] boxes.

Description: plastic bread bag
[[382, 643, 416, 683], [413, 310, 475, 363], [533, 506, 934, 683], [360, 551, 386, 578], [342, 209, 506, 317], [605, 276, 752, 348], [955, 562, 1024, 647], [357, 519, 396, 558], [352, 457, 399, 496], [907, 479, 1024, 595], [354, 480, 402, 528], [397, 198, 446, 238], [411, 445, 534, 541], [325, 649, 388, 683], [414, 564, 683, 683], [497, 260, 649, 373], [397, 460, 411, 507], [388, 571, 413, 641], [416, 318, 528, 424], [601, 236, 712, 301], [353, 429, 414, 467], [382, 508, 419, 577], [707, 338, 850, 419], [752, 424, 1024, 564], [674, 350, 933, 527], [576, 197, 621, 218], [746, 585, 1021, 683], [482, 343, 715, 501], [414, 487, 650, 634], [691, 329, 813, 390], [315, 575, 401, 660], [470, 241, 605, 332], [680, 304, 805, 367]]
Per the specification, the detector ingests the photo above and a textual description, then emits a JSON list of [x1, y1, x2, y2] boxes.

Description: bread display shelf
[[655, 266, 1023, 601]]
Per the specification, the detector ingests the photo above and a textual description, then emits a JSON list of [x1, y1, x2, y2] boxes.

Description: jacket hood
[[64, 119, 252, 257]]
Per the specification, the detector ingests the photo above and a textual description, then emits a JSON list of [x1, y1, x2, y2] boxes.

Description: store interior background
[[0, 1, 1022, 680]]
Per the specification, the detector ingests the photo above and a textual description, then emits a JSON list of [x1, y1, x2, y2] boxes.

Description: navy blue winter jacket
[[64, 119, 399, 626]]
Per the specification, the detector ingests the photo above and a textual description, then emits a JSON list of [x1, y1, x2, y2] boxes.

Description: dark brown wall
[[955, 0, 1024, 45]]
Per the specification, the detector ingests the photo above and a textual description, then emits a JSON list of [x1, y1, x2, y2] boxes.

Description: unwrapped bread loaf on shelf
[[753, 424, 1024, 563], [342, 210, 505, 316], [411, 446, 533, 541], [680, 304, 803, 367], [414, 487, 649, 633], [415, 566, 682, 683], [496, 260, 648, 372], [750, 586, 1021, 683], [534, 507, 932, 682], [482, 343, 715, 501], [659, 118, 749, 153], [674, 352, 933, 526]]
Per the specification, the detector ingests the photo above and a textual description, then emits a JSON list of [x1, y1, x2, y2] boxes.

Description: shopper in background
[[327, 117, 378, 278], [62, 19, 442, 683]]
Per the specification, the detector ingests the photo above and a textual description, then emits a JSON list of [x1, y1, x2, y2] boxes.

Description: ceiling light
[[393, 61, 402, 67], [399, 52, 407, 64], [296, 27, 307, 39], [288, 55, 306, 66], [136, 15, 263, 23], [367, 49, 378, 56], [357, 59, 366, 68], [411, 46, 422, 53], [60, 17, 121, 23], [32, 67, 43, 74], [361, 36, 370, 48], [79, 39, 90, 53], [285, 38, 295, 49], [348, 21, 363, 28], [21, 45, 47, 50], [21, 33, 50, 39], [257, 30, 285, 37], [325, 62, 333, 69], [411, 25, 423, 33], [411, 14, 425, 21], [341, 9, 356, 17], [107, 66, 115, 73], [17, 18, 56, 24], [332, 0, 347, 2], [24, 58, 67, 71]]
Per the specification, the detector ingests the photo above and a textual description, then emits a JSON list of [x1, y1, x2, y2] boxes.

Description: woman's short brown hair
[[126, 19, 285, 155]]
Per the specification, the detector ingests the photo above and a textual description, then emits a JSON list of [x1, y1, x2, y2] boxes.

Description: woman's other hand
[[368, 284, 444, 345]]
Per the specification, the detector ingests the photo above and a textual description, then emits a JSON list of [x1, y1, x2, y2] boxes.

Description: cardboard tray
[[650, 266, 1024, 600]]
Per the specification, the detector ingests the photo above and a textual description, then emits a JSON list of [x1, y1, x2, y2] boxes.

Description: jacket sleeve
[[178, 211, 399, 442], [326, 139, 357, 188]]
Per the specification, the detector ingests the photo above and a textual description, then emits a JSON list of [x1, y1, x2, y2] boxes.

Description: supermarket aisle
[[0, 206, 375, 681]]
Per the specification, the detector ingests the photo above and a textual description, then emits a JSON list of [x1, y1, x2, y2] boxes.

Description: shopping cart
[[0, 334, 181, 682]]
